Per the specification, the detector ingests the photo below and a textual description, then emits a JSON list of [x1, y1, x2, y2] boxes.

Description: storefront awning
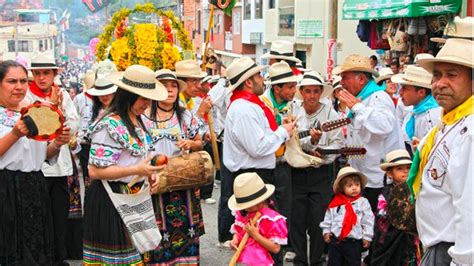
[[342, 0, 461, 20]]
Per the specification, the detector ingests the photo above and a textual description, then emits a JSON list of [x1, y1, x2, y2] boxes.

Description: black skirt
[[0, 169, 54, 265]]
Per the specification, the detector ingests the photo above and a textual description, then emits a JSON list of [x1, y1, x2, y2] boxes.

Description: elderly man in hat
[[391, 65, 442, 152], [409, 38, 473, 265], [290, 71, 345, 265], [334, 54, 403, 212], [26, 52, 80, 265], [217, 57, 295, 249]]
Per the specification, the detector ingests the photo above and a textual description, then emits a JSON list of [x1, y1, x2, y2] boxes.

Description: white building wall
[[241, 0, 265, 44]]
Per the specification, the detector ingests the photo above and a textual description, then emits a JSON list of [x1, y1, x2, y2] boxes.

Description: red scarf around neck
[[230, 90, 278, 131], [327, 193, 361, 241], [29, 81, 52, 98]]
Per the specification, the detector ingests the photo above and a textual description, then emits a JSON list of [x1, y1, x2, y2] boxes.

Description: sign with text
[[297, 20, 323, 38]]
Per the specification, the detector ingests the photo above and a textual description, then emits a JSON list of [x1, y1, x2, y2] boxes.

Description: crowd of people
[[0, 15, 472, 266]]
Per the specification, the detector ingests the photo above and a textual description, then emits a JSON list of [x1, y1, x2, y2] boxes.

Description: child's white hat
[[380, 149, 412, 171], [333, 166, 367, 194], [228, 172, 275, 211]]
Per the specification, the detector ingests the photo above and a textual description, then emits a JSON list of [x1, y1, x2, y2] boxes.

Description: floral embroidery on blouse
[[0, 106, 20, 128], [143, 111, 203, 143]]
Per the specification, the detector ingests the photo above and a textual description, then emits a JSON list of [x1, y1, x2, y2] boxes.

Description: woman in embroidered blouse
[[83, 65, 168, 265], [143, 69, 206, 265], [0, 60, 70, 264]]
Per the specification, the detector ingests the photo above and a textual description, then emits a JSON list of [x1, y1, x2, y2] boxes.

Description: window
[[18, 41, 32, 52], [269, 0, 275, 9], [39, 40, 44, 51], [233, 10, 240, 34], [45, 39, 48, 50], [8, 40, 15, 52], [278, 6, 295, 36], [197, 10, 201, 35], [255, 0, 262, 19], [243, 0, 251, 20]]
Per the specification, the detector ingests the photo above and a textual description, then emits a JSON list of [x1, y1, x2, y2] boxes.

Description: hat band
[[235, 186, 267, 204], [333, 81, 340, 88], [388, 156, 412, 163], [270, 50, 293, 57], [122, 77, 155, 89], [31, 63, 57, 68], [443, 35, 474, 41], [94, 83, 115, 91], [270, 71, 294, 82], [303, 74, 323, 84], [156, 73, 177, 80], [229, 63, 258, 85]]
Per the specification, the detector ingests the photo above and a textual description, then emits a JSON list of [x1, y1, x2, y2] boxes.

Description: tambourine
[[20, 101, 64, 141]]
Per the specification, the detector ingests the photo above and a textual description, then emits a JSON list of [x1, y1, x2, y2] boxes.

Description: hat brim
[[261, 52, 302, 64], [228, 65, 268, 92], [430, 37, 447, 44], [332, 65, 379, 77], [417, 57, 474, 73], [28, 66, 62, 70], [156, 77, 188, 92], [87, 85, 118, 96], [391, 74, 432, 89], [333, 170, 368, 194], [108, 72, 168, 101], [265, 75, 301, 85], [176, 71, 208, 79], [228, 184, 275, 211], [374, 74, 393, 84], [380, 159, 413, 171]]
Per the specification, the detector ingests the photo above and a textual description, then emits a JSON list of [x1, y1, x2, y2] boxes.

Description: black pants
[[327, 239, 362, 266], [421, 242, 453, 266], [291, 165, 333, 266], [45, 176, 69, 264], [78, 144, 90, 180], [200, 142, 220, 199], [217, 167, 274, 242], [273, 162, 292, 229]]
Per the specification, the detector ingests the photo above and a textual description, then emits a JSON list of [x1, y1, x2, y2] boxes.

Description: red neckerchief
[[230, 90, 278, 131], [196, 92, 206, 99], [29, 81, 52, 98], [292, 67, 302, 76], [327, 193, 361, 241], [85, 92, 93, 100]]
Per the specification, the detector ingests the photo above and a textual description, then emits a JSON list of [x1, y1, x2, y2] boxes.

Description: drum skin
[[20, 101, 64, 141]]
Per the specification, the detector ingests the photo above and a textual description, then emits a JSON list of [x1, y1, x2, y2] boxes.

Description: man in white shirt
[[333, 54, 403, 212], [218, 57, 295, 247], [413, 38, 473, 265], [26, 52, 80, 265], [391, 65, 441, 152]]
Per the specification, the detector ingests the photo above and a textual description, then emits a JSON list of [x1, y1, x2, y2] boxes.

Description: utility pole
[[327, 0, 337, 80]]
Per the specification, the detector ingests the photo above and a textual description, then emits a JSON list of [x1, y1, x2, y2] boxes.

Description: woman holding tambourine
[[142, 69, 206, 265], [0, 60, 71, 264], [82, 65, 168, 265]]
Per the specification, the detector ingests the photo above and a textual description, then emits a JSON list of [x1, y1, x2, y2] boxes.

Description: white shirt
[[347, 90, 404, 188], [26, 87, 80, 177], [396, 100, 412, 128], [223, 98, 289, 172], [320, 196, 374, 241], [291, 100, 345, 166], [207, 78, 230, 138], [74, 92, 93, 144], [401, 106, 442, 145], [416, 115, 473, 265]]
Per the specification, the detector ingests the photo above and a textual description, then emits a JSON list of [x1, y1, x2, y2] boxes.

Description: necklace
[[158, 104, 174, 112]]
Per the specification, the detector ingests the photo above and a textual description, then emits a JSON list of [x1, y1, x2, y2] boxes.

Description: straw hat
[[332, 75, 342, 90], [87, 77, 118, 96], [228, 172, 275, 211], [82, 70, 96, 91], [107, 65, 168, 101], [265, 61, 301, 85], [294, 71, 333, 100], [391, 65, 433, 89], [375, 67, 394, 84], [155, 69, 187, 91], [333, 166, 368, 194], [226, 57, 268, 92], [332, 54, 379, 77], [175, 60, 207, 79], [29, 52, 61, 70], [430, 16, 474, 43], [380, 149, 412, 171], [296, 62, 311, 73], [417, 38, 474, 73], [414, 53, 434, 64], [261, 40, 302, 63]]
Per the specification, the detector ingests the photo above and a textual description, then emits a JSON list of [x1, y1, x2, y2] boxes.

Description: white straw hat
[[332, 54, 379, 77], [155, 69, 187, 91], [380, 149, 412, 171], [87, 77, 118, 96], [228, 172, 275, 211], [414, 53, 434, 64], [391, 65, 433, 89], [417, 38, 474, 73], [175, 60, 207, 79], [294, 71, 333, 100], [265, 61, 301, 85], [375, 67, 394, 84], [333, 166, 368, 194], [226, 57, 268, 92], [107, 65, 168, 101], [82, 70, 96, 91], [430, 16, 474, 43], [29, 52, 61, 70], [261, 40, 301, 63]]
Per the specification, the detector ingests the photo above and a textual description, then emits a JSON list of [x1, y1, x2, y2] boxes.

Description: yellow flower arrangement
[[94, 3, 194, 71]]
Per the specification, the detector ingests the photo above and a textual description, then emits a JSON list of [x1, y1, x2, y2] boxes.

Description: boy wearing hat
[[320, 166, 374, 266], [391, 65, 441, 152], [290, 71, 345, 265], [410, 38, 473, 265], [26, 52, 80, 265]]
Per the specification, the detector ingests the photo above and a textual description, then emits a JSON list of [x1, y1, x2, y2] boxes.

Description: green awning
[[342, 0, 461, 20]]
